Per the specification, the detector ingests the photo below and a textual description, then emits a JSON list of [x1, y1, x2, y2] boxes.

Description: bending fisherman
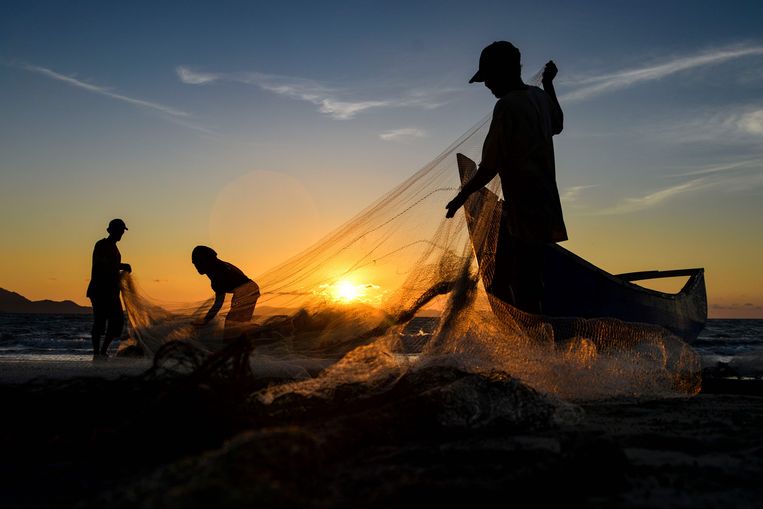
[[191, 246, 260, 341]]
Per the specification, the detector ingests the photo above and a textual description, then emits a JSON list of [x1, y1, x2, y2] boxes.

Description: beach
[[0, 358, 151, 384], [1, 357, 762, 509]]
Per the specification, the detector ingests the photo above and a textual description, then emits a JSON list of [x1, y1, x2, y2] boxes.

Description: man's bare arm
[[542, 60, 563, 135], [193, 292, 226, 326], [445, 164, 499, 218]]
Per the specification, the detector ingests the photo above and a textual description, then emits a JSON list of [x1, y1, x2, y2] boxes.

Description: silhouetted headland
[[0, 288, 90, 314]]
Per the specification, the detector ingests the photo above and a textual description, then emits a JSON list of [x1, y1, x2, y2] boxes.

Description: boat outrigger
[[456, 153, 707, 343]]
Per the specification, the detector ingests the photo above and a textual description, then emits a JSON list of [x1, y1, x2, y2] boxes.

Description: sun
[[333, 280, 362, 303], [318, 278, 380, 304]]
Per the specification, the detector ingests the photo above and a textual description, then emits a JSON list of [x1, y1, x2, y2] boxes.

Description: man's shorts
[[90, 292, 125, 337], [226, 281, 260, 323], [491, 231, 545, 314]]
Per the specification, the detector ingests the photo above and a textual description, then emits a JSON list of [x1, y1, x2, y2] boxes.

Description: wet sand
[[0, 362, 761, 509], [0, 359, 152, 384]]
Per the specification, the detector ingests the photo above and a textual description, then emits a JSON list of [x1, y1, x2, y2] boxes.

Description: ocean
[[1, 313, 762, 375]]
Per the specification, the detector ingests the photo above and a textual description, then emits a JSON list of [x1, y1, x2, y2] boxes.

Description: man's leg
[[512, 239, 544, 314], [100, 293, 124, 357], [487, 227, 516, 304], [490, 234, 545, 314], [90, 298, 105, 361], [224, 282, 259, 342], [100, 334, 118, 357]]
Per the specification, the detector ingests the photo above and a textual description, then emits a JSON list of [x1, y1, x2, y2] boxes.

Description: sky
[[1, 0, 762, 317]]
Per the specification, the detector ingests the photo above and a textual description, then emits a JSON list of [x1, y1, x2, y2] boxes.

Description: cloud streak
[[379, 127, 427, 142], [561, 46, 763, 102], [19, 64, 220, 135], [176, 66, 218, 85], [560, 184, 598, 204], [24, 64, 190, 117], [737, 109, 763, 135], [176, 66, 448, 119], [590, 157, 763, 215], [594, 178, 709, 215], [646, 105, 763, 146], [665, 157, 763, 178]]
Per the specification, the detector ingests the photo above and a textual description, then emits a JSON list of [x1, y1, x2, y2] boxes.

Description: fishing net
[[121, 74, 701, 401]]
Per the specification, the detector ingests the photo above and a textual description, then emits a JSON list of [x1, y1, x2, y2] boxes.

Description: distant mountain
[[0, 288, 91, 314]]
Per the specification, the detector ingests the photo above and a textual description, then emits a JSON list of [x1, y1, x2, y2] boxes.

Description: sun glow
[[317, 278, 381, 304], [334, 280, 361, 302]]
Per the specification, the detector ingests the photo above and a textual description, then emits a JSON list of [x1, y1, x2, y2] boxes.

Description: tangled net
[[121, 80, 701, 401]]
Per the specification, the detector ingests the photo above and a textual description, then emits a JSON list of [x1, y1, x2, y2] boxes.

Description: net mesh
[[121, 79, 701, 401]]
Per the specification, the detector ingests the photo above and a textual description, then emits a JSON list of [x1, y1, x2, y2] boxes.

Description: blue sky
[[1, 0, 762, 316]]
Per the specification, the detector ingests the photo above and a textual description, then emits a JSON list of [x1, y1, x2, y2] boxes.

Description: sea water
[[0, 313, 93, 361], [1, 313, 762, 375]]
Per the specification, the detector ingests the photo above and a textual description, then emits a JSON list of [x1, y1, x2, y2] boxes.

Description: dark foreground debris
[[0, 364, 762, 509]]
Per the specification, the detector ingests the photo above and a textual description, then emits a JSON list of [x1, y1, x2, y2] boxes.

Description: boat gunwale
[[550, 244, 705, 302]]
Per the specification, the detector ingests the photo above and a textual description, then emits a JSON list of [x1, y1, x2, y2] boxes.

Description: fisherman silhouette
[[446, 41, 567, 314], [191, 246, 260, 341], [86, 218, 132, 361]]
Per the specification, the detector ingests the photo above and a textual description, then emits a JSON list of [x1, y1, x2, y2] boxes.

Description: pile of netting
[[120, 85, 700, 401]]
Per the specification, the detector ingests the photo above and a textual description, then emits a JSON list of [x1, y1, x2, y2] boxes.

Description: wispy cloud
[[176, 67, 218, 85], [594, 178, 709, 215], [560, 185, 598, 204], [379, 127, 427, 142], [19, 63, 217, 135], [665, 157, 763, 178], [24, 64, 190, 117], [648, 105, 763, 145], [590, 157, 763, 215], [561, 45, 763, 102], [176, 66, 449, 119], [737, 109, 763, 135]]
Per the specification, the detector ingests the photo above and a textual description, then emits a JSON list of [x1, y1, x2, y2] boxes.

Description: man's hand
[[542, 60, 558, 83], [445, 193, 467, 218]]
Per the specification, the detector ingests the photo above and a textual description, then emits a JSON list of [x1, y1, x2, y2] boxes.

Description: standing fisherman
[[446, 41, 567, 313], [87, 218, 131, 360]]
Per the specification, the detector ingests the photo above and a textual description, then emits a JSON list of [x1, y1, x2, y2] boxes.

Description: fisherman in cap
[[446, 41, 567, 313], [191, 246, 260, 342], [87, 218, 132, 360]]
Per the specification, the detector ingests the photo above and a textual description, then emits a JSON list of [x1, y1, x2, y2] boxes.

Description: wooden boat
[[456, 153, 707, 343]]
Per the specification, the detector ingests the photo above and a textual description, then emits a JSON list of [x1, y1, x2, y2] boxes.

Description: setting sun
[[334, 280, 361, 302], [317, 279, 380, 304]]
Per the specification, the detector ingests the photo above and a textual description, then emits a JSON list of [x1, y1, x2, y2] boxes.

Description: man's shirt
[[207, 260, 252, 294], [481, 85, 568, 243], [87, 238, 122, 298]]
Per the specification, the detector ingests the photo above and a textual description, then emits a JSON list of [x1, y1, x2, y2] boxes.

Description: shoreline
[[2, 356, 760, 392], [0, 358, 151, 384], [0, 360, 762, 508]]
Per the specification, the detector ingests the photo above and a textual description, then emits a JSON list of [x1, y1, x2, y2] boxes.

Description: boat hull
[[456, 153, 707, 343]]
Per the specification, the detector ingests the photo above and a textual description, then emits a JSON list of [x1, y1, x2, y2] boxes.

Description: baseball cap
[[108, 218, 128, 231], [469, 41, 521, 83]]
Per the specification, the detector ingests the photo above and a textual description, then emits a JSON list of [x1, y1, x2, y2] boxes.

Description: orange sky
[[2, 3, 762, 319]]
